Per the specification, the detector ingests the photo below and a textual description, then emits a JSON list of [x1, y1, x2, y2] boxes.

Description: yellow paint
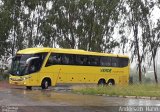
[[9, 47, 130, 87]]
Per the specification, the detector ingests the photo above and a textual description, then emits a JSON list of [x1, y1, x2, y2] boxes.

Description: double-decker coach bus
[[9, 48, 130, 89]]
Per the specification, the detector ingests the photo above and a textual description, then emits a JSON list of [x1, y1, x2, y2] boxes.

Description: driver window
[[28, 58, 40, 73]]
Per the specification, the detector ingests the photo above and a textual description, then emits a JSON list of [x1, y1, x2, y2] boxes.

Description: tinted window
[[45, 53, 129, 67], [100, 57, 128, 67], [76, 55, 87, 65], [111, 57, 119, 67], [46, 53, 75, 66], [46, 53, 61, 66], [119, 58, 129, 67], [88, 56, 100, 66], [62, 54, 75, 65], [100, 57, 111, 66]]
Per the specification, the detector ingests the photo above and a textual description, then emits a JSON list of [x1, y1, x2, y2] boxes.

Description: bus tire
[[41, 78, 51, 89], [26, 86, 32, 90], [107, 79, 115, 86], [98, 79, 106, 86]]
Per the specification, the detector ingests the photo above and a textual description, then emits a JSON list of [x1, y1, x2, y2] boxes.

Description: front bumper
[[9, 79, 27, 86], [9, 75, 31, 86]]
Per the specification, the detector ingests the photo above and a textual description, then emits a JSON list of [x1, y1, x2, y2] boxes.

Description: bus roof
[[17, 48, 52, 54], [17, 47, 128, 58]]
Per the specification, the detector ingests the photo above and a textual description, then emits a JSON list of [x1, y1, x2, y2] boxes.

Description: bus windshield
[[10, 53, 47, 76]]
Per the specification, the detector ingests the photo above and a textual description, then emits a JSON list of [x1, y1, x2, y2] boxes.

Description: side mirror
[[7, 56, 15, 61], [26, 57, 39, 65]]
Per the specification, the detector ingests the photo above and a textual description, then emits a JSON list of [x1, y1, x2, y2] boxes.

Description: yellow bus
[[9, 48, 130, 89]]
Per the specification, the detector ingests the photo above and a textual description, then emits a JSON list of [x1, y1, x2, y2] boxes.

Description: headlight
[[10, 76, 31, 81], [23, 76, 31, 80]]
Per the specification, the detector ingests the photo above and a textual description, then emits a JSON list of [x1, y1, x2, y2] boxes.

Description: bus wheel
[[98, 79, 106, 86], [107, 79, 115, 86], [41, 79, 49, 89], [26, 86, 32, 90]]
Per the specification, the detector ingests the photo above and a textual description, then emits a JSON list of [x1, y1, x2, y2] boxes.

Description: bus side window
[[68, 55, 75, 65], [100, 57, 111, 67], [54, 55, 61, 64], [119, 58, 129, 67], [28, 58, 42, 73], [124, 58, 129, 66], [62, 55, 70, 65], [45, 53, 61, 67], [62, 54, 76, 65], [100, 57, 105, 66], [112, 57, 119, 67], [76, 55, 87, 65], [88, 56, 99, 66]]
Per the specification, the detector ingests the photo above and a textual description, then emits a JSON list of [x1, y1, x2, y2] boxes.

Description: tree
[[0, 0, 14, 57], [124, 0, 150, 83], [145, 20, 160, 84]]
